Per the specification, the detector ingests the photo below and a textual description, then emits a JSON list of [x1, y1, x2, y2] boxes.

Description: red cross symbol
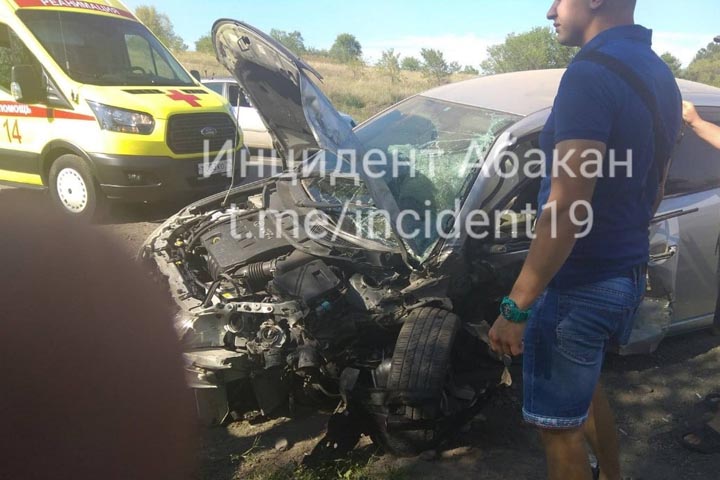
[[167, 89, 201, 107]]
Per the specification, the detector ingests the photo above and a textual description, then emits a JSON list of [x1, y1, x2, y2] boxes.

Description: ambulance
[[0, 0, 242, 219]]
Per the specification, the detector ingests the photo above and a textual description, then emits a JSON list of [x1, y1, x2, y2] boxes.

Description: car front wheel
[[49, 154, 106, 221], [372, 307, 461, 456]]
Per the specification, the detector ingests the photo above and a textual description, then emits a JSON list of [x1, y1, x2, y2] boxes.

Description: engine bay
[[142, 176, 528, 455]]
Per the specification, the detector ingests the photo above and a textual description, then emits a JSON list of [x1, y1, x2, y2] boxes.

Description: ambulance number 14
[[3, 119, 22, 144]]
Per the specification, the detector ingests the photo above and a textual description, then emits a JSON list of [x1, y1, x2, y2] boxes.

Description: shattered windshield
[[18, 11, 194, 87], [303, 174, 399, 249], [303, 96, 521, 260]]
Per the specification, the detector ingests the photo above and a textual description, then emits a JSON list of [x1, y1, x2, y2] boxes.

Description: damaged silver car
[[142, 19, 720, 458]]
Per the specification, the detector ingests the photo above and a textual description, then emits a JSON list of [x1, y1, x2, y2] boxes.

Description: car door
[[661, 106, 720, 332], [477, 132, 683, 355], [622, 109, 720, 352], [619, 211, 680, 355], [0, 23, 43, 185]]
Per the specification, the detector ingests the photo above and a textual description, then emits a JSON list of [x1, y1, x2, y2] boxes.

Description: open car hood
[[212, 19, 414, 265], [212, 19, 354, 161]]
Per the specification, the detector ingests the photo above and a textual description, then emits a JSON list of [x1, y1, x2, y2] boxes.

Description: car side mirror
[[190, 69, 201, 82], [11, 65, 45, 104]]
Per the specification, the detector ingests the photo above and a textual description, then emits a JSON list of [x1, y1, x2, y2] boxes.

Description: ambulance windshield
[[17, 10, 195, 87]]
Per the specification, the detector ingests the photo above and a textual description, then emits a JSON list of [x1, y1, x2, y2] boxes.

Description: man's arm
[[507, 139, 603, 308], [684, 101, 720, 150], [489, 139, 604, 356]]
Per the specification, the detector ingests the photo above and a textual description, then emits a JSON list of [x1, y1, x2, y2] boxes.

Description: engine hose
[[239, 260, 276, 292], [202, 279, 222, 307], [239, 251, 316, 292]]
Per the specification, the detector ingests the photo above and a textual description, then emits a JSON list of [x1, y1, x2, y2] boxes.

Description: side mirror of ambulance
[[190, 69, 202, 82], [11, 65, 45, 104]]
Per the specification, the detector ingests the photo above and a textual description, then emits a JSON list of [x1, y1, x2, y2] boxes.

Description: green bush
[[331, 92, 367, 110]]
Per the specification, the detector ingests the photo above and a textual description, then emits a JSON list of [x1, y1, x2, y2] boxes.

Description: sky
[[123, 0, 719, 68]]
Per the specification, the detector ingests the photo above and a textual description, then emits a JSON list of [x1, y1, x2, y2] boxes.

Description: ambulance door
[[0, 22, 43, 186]]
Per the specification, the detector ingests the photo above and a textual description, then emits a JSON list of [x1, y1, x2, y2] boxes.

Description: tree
[[270, 29, 306, 56], [420, 48, 450, 83], [448, 61, 462, 74], [660, 52, 683, 77], [684, 41, 720, 87], [377, 49, 402, 83], [480, 26, 577, 75], [330, 33, 363, 63], [134, 5, 187, 51], [691, 41, 720, 62], [401, 56, 422, 71], [462, 65, 480, 75], [195, 33, 213, 54], [306, 47, 330, 57]]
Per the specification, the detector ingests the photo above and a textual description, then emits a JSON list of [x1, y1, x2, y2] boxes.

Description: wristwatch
[[500, 296, 531, 324]]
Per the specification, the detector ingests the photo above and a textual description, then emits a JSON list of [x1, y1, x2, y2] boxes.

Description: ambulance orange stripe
[[0, 101, 95, 121]]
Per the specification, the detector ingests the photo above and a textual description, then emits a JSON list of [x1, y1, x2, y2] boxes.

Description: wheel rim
[[56, 168, 89, 213]]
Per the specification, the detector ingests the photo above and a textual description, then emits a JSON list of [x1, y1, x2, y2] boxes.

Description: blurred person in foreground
[[679, 101, 720, 455], [0, 203, 196, 480], [489, 0, 682, 479]]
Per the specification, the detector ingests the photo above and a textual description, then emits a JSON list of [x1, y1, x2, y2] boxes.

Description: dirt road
[[3, 186, 719, 479]]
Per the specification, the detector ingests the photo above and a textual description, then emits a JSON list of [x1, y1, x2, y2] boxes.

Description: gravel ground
[[3, 185, 719, 479]]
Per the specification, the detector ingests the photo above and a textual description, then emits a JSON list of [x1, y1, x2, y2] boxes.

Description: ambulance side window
[[0, 24, 39, 92], [125, 34, 174, 79]]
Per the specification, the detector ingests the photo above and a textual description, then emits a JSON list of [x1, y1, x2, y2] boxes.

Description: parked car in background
[[144, 19, 720, 459], [203, 78, 273, 150], [203, 78, 356, 151]]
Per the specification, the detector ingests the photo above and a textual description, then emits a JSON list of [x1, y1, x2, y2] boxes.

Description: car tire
[[49, 154, 106, 222], [373, 307, 460, 456]]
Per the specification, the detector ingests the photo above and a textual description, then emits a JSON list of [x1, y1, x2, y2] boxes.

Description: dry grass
[[175, 51, 228, 79], [175, 51, 476, 123]]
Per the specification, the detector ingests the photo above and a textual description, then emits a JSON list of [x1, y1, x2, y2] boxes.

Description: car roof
[[421, 69, 720, 117]]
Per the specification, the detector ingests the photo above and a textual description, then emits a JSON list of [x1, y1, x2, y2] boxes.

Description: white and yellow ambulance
[[0, 0, 241, 219]]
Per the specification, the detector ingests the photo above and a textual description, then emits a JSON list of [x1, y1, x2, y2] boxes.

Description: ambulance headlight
[[87, 101, 155, 135]]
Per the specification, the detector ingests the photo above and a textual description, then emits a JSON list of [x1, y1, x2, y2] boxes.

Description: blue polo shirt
[[538, 25, 682, 289]]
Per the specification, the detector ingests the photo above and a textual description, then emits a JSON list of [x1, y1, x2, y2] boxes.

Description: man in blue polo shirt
[[489, 1, 682, 479]]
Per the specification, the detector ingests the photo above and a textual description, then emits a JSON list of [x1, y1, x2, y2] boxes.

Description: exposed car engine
[[142, 179, 512, 456], [145, 182, 415, 416]]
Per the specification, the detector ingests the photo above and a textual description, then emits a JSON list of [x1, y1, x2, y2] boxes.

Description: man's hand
[[681, 100, 720, 149], [489, 316, 526, 357], [682, 101, 700, 126]]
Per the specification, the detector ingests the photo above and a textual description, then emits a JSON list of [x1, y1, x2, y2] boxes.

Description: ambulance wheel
[[49, 154, 106, 222]]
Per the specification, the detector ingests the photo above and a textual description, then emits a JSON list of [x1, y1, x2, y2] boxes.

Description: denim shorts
[[522, 265, 646, 429]]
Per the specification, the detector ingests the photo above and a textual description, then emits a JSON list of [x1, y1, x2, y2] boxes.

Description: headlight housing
[[87, 101, 155, 135]]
